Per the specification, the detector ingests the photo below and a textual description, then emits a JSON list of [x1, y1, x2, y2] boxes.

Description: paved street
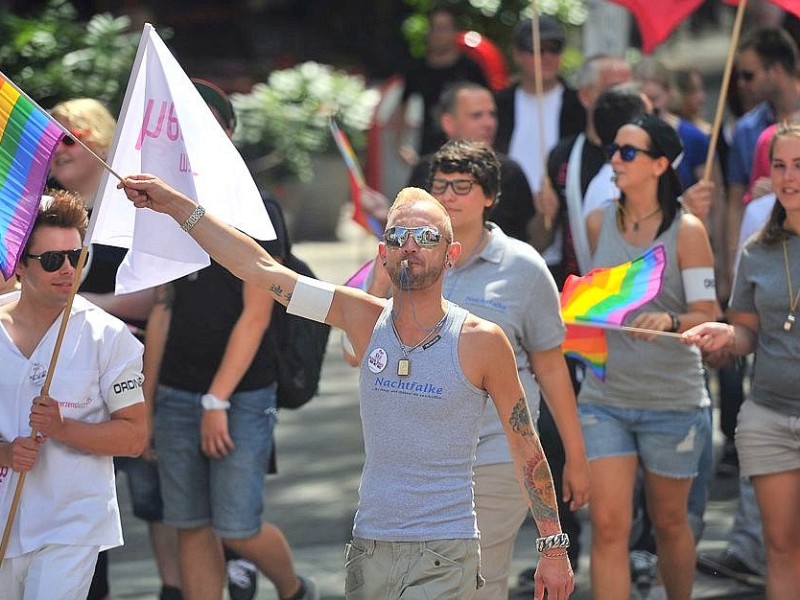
[[108, 237, 765, 600]]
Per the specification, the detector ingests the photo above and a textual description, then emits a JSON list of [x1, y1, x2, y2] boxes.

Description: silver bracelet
[[536, 532, 570, 553], [180, 205, 205, 233]]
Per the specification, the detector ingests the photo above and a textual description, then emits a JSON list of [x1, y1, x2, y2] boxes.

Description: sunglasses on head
[[383, 226, 443, 248], [737, 70, 756, 83], [26, 248, 83, 272], [429, 178, 477, 196], [605, 143, 658, 162]]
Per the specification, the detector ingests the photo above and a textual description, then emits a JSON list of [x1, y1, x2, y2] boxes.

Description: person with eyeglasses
[[116, 174, 576, 600], [49, 98, 177, 600], [427, 140, 588, 599], [580, 116, 717, 600], [0, 189, 147, 599]]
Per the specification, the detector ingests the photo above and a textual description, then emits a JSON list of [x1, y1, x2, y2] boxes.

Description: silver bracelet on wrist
[[180, 205, 205, 233], [536, 532, 570, 553]]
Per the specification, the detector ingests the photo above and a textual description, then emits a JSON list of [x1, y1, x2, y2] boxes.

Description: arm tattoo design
[[524, 458, 560, 524], [509, 398, 534, 437], [269, 284, 292, 303]]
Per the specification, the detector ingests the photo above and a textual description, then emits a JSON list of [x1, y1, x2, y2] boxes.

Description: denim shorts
[[115, 456, 163, 522], [154, 384, 278, 539], [579, 402, 710, 478]]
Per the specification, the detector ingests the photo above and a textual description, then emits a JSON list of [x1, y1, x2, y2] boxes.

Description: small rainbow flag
[[560, 244, 667, 380], [329, 118, 383, 238], [0, 73, 64, 280]]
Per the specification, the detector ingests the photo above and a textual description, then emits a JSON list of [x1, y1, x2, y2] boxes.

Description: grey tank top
[[578, 205, 709, 411], [355, 299, 488, 541]]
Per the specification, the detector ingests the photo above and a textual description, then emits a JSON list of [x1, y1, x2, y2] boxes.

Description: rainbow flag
[[560, 244, 667, 380], [329, 118, 383, 238], [0, 74, 64, 280], [345, 259, 374, 290]]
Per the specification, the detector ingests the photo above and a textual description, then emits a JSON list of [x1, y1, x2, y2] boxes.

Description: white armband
[[287, 275, 335, 323], [682, 267, 716, 303]]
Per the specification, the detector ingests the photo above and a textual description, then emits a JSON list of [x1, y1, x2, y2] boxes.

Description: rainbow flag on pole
[[560, 244, 667, 380], [329, 118, 383, 238], [0, 73, 64, 280]]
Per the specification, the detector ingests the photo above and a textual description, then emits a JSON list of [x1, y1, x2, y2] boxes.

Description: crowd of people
[[2, 4, 800, 600]]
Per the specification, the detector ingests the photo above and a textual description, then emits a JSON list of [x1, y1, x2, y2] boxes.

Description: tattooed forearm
[[524, 458, 560, 526], [509, 398, 534, 437], [269, 284, 292, 303]]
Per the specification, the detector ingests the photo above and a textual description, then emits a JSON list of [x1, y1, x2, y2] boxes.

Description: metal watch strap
[[181, 205, 205, 233]]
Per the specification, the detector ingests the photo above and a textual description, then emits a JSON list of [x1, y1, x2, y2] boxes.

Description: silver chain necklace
[[389, 307, 449, 377]]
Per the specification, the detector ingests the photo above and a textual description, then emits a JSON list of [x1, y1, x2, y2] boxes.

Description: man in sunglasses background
[[494, 16, 586, 271], [117, 174, 576, 600], [0, 190, 148, 598]]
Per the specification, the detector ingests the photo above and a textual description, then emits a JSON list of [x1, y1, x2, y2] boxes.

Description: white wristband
[[287, 275, 335, 323], [682, 267, 716, 303]]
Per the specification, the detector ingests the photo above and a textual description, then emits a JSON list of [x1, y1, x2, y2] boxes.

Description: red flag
[[724, 0, 800, 21], [608, 0, 704, 53]]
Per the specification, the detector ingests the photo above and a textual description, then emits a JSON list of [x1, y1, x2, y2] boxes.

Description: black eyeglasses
[[430, 178, 478, 196], [26, 249, 82, 272], [737, 70, 756, 83], [384, 226, 444, 248], [605, 143, 658, 162]]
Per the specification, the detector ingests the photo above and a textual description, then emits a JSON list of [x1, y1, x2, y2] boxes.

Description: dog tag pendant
[[397, 358, 410, 377], [785, 313, 796, 331]]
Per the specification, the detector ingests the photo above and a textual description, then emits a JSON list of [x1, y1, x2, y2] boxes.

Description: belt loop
[[365, 538, 376, 557]]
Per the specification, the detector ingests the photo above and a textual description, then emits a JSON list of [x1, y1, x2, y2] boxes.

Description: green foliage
[[0, 0, 140, 113], [232, 62, 380, 182]]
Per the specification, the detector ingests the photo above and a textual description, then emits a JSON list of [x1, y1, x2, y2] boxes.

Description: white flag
[[86, 23, 275, 294]]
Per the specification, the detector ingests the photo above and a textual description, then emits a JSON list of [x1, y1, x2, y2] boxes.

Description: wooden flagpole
[[701, 0, 749, 182], [530, 4, 552, 231], [0, 244, 91, 564]]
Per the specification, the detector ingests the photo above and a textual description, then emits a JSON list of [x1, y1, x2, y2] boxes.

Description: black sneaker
[[697, 550, 765, 587], [630, 549, 658, 593], [716, 441, 739, 477], [226, 559, 257, 600]]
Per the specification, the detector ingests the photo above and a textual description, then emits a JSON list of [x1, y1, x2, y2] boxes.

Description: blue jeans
[[155, 384, 278, 539], [115, 455, 163, 522]]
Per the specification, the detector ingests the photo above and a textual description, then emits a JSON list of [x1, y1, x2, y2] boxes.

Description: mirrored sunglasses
[[605, 143, 658, 162], [26, 248, 83, 272], [383, 226, 443, 248], [430, 178, 477, 196]]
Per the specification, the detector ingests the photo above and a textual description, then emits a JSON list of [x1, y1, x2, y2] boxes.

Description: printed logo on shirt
[[463, 294, 508, 312], [59, 397, 93, 409], [373, 376, 444, 400], [112, 375, 144, 395], [367, 348, 388, 373]]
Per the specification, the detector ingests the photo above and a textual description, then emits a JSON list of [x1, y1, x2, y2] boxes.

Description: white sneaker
[[297, 574, 319, 600]]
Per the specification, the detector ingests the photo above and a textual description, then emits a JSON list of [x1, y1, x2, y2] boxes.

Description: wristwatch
[[201, 393, 230, 411], [668, 312, 681, 333]]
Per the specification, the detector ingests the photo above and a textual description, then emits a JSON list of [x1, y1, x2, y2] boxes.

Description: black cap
[[630, 115, 684, 167], [192, 78, 236, 132], [513, 16, 565, 52]]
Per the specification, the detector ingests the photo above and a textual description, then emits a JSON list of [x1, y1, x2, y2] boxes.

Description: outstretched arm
[[118, 176, 385, 342]]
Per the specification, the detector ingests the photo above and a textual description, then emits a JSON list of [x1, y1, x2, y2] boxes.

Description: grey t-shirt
[[443, 224, 565, 466], [730, 234, 800, 416]]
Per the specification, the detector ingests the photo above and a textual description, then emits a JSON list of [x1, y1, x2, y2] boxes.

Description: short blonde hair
[[387, 187, 453, 242], [50, 98, 116, 156]]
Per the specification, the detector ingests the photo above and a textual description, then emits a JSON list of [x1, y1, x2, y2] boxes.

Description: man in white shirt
[[0, 190, 147, 600]]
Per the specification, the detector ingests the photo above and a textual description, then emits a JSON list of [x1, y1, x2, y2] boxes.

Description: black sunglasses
[[384, 226, 443, 248], [737, 70, 755, 83], [26, 248, 83, 272], [605, 143, 658, 162], [430, 178, 477, 196]]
